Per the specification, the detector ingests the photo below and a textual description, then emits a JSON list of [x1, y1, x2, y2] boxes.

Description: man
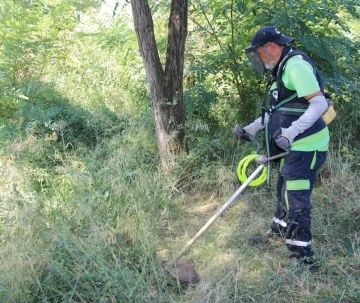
[[235, 26, 329, 268]]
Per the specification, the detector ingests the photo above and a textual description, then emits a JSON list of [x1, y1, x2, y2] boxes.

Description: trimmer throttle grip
[[233, 126, 251, 142]]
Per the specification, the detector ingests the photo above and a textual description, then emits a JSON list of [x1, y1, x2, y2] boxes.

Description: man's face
[[257, 43, 277, 70], [244, 41, 280, 74]]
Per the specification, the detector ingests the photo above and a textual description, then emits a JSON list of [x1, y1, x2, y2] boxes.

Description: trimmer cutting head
[[167, 259, 200, 284]]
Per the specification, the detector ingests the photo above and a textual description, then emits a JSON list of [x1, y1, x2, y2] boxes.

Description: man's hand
[[274, 128, 292, 150], [233, 126, 251, 141]]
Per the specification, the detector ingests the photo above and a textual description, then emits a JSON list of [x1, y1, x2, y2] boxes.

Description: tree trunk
[[131, 0, 188, 171]]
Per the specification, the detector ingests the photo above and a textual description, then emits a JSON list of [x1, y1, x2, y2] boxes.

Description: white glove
[[274, 94, 328, 150]]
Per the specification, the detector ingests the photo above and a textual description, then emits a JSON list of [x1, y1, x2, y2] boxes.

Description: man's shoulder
[[280, 51, 319, 94], [285, 55, 313, 70]]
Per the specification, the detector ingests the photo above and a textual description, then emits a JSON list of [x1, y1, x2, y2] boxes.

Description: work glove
[[233, 126, 251, 141], [273, 127, 299, 151], [233, 115, 268, 140]]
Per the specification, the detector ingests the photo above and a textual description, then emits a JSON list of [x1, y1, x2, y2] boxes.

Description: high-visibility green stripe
[[310, 151, 317, 169], [291, 128, 329, 152], [280, 157, 285, 169], [318, 145, 328, 151], [286, 179, 310, 190]]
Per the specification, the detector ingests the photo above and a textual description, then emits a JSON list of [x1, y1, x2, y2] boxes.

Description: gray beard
[[264, 62, 275, 70]]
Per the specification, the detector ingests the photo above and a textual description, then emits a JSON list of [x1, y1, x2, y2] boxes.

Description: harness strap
[[276, 107, 307, 113], [274, 93, 298, 109], [265, 122, 271, 185]]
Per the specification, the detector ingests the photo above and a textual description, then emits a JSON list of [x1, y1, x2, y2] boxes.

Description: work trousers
[[270, 150, 327, 258]]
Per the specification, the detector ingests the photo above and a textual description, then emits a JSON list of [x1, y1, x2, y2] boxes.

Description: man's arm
[[275, 59, 328, 149], [282, 93, 328, 139]]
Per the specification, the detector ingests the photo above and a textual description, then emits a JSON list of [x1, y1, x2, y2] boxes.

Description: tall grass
[[0, 122, 174, 302], [0, 8, 359, 303], [1, 118, 359, 302]]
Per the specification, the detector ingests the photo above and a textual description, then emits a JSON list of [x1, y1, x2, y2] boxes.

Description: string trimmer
[[165, 136, 289, 284]]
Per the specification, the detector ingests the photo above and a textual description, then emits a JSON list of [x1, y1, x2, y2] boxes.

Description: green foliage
[[0, 86, 126, 162], [185, 0, 360, 134], [0, 0, 78, 84]]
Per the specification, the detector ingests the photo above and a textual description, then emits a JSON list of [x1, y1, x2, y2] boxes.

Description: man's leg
[[269, 173, 287, 236], [280, 150, 326, 261]]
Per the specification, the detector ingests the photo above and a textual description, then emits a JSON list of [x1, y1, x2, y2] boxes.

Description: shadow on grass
[[0, 80, 127, 167], [29, 83, 123, 144]]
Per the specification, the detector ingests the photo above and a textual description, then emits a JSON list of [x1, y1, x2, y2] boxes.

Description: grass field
[[0, 119, 359, 302]]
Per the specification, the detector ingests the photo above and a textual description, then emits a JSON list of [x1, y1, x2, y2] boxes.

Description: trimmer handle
[[233, 126, 261, 154]]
